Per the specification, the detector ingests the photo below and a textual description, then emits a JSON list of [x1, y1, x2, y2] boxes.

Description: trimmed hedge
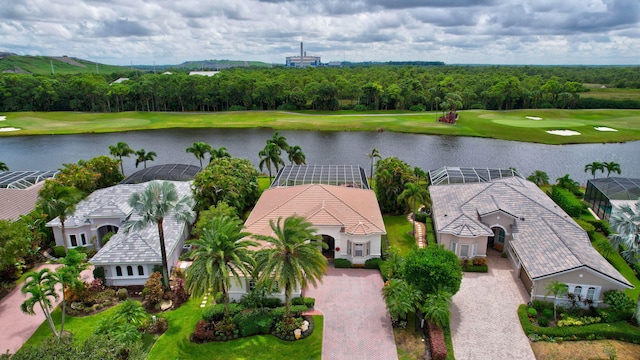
[[575, 219, 596, 239], [428, 321, 447, 360], [518, 304, 640, 343], [586, 219, 612, 236], [550, 186, 583, 217], [364, 258, 383, 269], [202, 303, 244, 322], [271, 305, 309, 318], [334, 258, 352, 268], [462, 264, 488, 273], [292, 297, 315, 308], [53, 246, 66, 258]]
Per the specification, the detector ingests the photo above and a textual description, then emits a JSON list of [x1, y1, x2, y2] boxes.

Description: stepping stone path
[[407, 213, 426, 248]]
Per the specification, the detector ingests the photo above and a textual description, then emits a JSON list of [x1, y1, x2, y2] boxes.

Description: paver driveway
[[304, 267, 398, 360], [450, 252, 535, 360]]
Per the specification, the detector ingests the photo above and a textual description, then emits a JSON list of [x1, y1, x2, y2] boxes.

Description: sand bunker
[[0, 116, 6, 121], [526, 116, 542, 120], [0, 127, 20, 132], [594, 126, 618, 132], [546, 130, 581, 136]]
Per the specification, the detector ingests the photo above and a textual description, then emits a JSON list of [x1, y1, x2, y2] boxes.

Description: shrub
[[92, 267, 105, 283], [462, 264, 488, 273], [413, 212, 428, 223], [557, 316, 601, 327], [550, 186, 582, 217], [202, 303, 244, 322], [145, 316, 168, 335], [229, 105, 245, 111], [603, 290, 635, 314], [586, 219, 612, 236], [427, 321, 447, 360], [527, 307, 538, 318], [270, 305, 309, 318], [142, 272, 164, 309], [54, 246, 66, 258], [364, 258, 382, 269], [172, 278, 189, 306], [292, 297, 315, 308], [334, 258, 352, 268], [354, 104, 367, 111], [538, 316, 550, 327], [116, 288, 128, 301], [542, 309, 554, 319], [409, 104, 426, 112], [472, 257, 487, 266], [532, 300, 554, 312], [263, 298, 283, 308], [575, 219, 596, 239], [233, 310, 274, 337], [192, 320, 215, 342]]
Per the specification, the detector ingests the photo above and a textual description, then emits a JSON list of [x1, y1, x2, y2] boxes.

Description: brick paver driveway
[[450, 253, 535, 360], [304, 267, 398, 360]]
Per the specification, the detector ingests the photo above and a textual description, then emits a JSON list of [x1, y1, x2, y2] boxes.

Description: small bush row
[[334, 259, 352, 268], [549, 186, 585, 217], [427, 321, 447, 360], [292, 297, 315, 308], [334, 257, 383, 269]]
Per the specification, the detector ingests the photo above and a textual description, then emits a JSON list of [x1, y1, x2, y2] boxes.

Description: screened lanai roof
[[429, 167, 522, 186], [0, 171, 58, 189], [271, 165, 369, 189], [588, 177, 640, 200], [121, 164, 202, 184]]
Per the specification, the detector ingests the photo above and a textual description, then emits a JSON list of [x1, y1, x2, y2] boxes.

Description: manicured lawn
[[383, 215, 415, 256], [148, 298, 323, 360], [2, 109, 640, 144]]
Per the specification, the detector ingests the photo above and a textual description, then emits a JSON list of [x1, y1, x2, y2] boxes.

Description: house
[[429, 175, 633, 307], [0, 170, 58, 221], [46, 180, 193, 286], [227, 182, 386, 301]]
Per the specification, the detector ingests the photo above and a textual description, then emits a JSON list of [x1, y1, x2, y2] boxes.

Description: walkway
[[450, 253, 535, 360], [0, 263, 94, 354], [304, 267, 398, 360], [407, 213, 426, 248]]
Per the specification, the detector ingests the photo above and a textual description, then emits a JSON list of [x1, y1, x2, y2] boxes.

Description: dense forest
[[1, 65, 639, 113]]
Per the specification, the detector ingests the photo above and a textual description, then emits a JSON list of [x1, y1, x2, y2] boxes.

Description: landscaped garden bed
[[461, 257, 488, 273]]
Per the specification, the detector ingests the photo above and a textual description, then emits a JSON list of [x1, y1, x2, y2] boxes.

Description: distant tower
[[300, 42, 303, 67]]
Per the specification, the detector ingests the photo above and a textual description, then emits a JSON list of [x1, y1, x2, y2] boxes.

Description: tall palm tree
[[603, 161, 622, 177], [209, 147, 231, 162], [108, 142, 135, 175], [413, 167, 427, 184], [253, 216, 327, 317], [584, 161, 604, 179], [367, 148, 382, 180], [258, 142, 285, 183], [37, 185, 84, 251], [123, 181, 196, 288], [135, 149, 157, 169], [287, 145, 306, 165], [186, 142, 212, 167], [0, 161, 8, 171], [21, 268, 59, 337], [270, 131, 290, 152], [398, 182, 431, 235], [185, 215, 257, 318], [526, 170, 550, 186]]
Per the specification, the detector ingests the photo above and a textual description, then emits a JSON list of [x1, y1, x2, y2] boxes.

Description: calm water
[[1, 129, 638, 185]]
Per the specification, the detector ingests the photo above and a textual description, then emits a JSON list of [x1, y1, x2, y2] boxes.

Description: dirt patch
[[531, 340, 640, 360], [51, 56, 87, 68]]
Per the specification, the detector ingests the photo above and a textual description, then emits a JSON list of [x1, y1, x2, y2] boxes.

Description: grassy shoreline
[[1, 109, 640, 144]]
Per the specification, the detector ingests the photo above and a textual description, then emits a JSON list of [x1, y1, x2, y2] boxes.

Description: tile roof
[[245, 184, 386, 245], [430, 177, 632, 287], [0, 181, 45, 221]]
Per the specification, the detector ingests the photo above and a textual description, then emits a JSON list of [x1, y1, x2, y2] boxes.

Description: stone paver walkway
[[304, 267, 398, 360], [450, 253, 535, 360], [407, 213, 426, 248]]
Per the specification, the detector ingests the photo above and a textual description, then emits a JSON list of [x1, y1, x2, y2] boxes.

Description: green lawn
[[2, 109, 640, 144], [148, 298, 323, 360], [383, 215, 416, 256]]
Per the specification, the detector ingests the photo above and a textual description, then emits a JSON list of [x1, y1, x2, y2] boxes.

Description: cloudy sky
[[1, 0, 639, 66]]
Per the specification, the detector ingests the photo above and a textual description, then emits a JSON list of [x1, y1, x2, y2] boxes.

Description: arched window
[[137, 266, 144, 276], [127, 266, 133, 276], [496, 228, 505, 244], [586, 287, 596, 301], [573, 285, 583, 297], [116, 266, 122, 276]]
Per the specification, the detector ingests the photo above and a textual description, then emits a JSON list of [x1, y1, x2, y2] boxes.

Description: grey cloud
[[93, 19, 152, 37]]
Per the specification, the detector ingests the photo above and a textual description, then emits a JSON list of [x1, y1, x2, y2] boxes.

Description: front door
[[322, 235, 335, 259]]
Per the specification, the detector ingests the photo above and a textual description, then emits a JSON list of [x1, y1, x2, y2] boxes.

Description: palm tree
[[253, 216, 327, 317], [413, 167, 427, 184], [185, 215, 257, 318], [287, 145, 306, 165], [398, 182, 431, 236], [53, 249, 88, 333], [108, 142, 135, 175], [608, 198, 640, 268], [270, 131, 290, 152], [421, 291, 453, 328], [526, 170, 550, 186], [0, 161, 8, 171], [209, 147, 231, 162], [603, 161, 622, 177], [21, 268, 59, 337], [123, 181, 196, 288], [545, 280, 568, 320], [258, 142, 285, 183], [367, 148, 382, 180], [584, 162, 604, 179], [186, 142, 212, 167], [556, 174, 580, 193], [381, 278, 421, 326], [37, 185, 84, 251], [135, 149, 157, 169]]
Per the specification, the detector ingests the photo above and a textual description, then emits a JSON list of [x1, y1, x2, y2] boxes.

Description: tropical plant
[[380, 249, 404, 280], [135, 148, 157, 169], [403, 245, 463, 296], [258, 142, 285, 182], [413, 167, 427, 184], [367, 148, 381, 180], [555, 174, 580, 194], [608, 198, 640, 265], [20, 268, 59, 337], [0, 219, 32, 278], [603, 161, 622, 177], [0, 161, 8, 171], [114, 300, 148, 325], [270, 131, 290, 152], [375, 157, 414, 214], [123, 181, 196, 287], [192, 157, 260, 212], [526, 170, 550, 186], [209, 147, 231, 162], [584, 161, 604, 179], [544, 280, 568, 320], [398, 182, 431, 236], [54, 249, 88, 333], [185, 215, 257, 319], [421, 290, 453, 328], [287, 145, 306, 165], [253, 216, 327, 317], [108, 141, 135, 175], [42, 156, 123, 194], [185, 141, 212, 167], [381, 278, 421, 326], [192, 201, 238, 238], [37, 184, 84, 251]]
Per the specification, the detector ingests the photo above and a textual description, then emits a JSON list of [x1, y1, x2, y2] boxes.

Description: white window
[[460, 244, 470, 258], [80, 233, 87, 246], [347, 240, 352, 255], [355, 243, 364, 257], [366, 242, 370, 256], [573, 285, 583, 297], [69, 234, 78, 247], [450, 242, 457, 253], [586, 287, 596, 301], [472, 243, 478, 257]]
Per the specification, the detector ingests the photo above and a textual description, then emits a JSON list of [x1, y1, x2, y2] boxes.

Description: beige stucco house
[[430, 176, 633, 306]]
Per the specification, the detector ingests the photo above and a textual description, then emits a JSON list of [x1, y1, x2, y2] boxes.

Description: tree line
[[1, 65, 639, 113]]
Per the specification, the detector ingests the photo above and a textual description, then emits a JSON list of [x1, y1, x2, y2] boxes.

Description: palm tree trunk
[[60, 290, 66, 333], [41, 300, 59, 337], [285, 283, 292, 318], [60, 219, 68, 252], [156, 220, 170, 288]]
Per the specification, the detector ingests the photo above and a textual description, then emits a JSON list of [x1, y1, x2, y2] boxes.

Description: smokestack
[[300, 42, 303, 62]]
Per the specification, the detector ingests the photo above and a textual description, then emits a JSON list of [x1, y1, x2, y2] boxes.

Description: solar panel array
[[0, 171, 58, 189], [429, 167, 522, 185], [120, 164, 202, 184], [271, 165, 369, 189]]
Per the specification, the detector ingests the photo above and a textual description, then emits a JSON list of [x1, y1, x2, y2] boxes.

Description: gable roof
[[430, 177, 632, 288], [245, 184, 386, 241]]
